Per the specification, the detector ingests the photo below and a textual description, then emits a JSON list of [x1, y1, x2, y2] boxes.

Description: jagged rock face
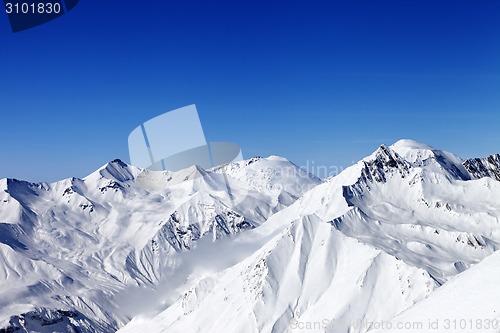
[[0, 308, 111, 333], [1, 141, 500, 333], [152, 209, 253, 253], [359, 145, 411, 183], [464, 154, 500, 181]]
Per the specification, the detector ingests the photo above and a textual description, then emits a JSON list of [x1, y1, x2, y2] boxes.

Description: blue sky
[[1, 0, 499, 182]]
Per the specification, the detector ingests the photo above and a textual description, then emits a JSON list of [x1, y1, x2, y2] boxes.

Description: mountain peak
[[87, 159, 138, 183], [173, 164, 208, 179], [391, 139, 435, 151], [360, 144, 410, 182], [389, 139, 439, 164], [109, 158, 128, 167], [265, 155, 289, 162], [386, 140, 470, 180]]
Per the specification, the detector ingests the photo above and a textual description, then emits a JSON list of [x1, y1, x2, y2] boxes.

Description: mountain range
[[0, 139, 499, 333]]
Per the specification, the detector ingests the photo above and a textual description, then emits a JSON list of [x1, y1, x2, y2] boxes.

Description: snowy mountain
[[0, 140, 499, 333]]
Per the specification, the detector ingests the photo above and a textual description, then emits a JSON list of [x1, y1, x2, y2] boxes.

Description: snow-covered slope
[[119, 215, 435, 333], [1, 140, 500, 333], [371, 250, 500, 333]]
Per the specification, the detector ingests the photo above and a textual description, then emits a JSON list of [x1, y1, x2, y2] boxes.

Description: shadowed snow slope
[[1, 140, 500, 333]]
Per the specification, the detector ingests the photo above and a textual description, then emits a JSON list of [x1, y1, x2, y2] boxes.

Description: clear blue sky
[[1, 0, 499, 182]]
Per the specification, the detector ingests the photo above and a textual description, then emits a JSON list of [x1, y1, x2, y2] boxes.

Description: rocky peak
[[464, 154, 500, 181], [360, 144, 411, 183]]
